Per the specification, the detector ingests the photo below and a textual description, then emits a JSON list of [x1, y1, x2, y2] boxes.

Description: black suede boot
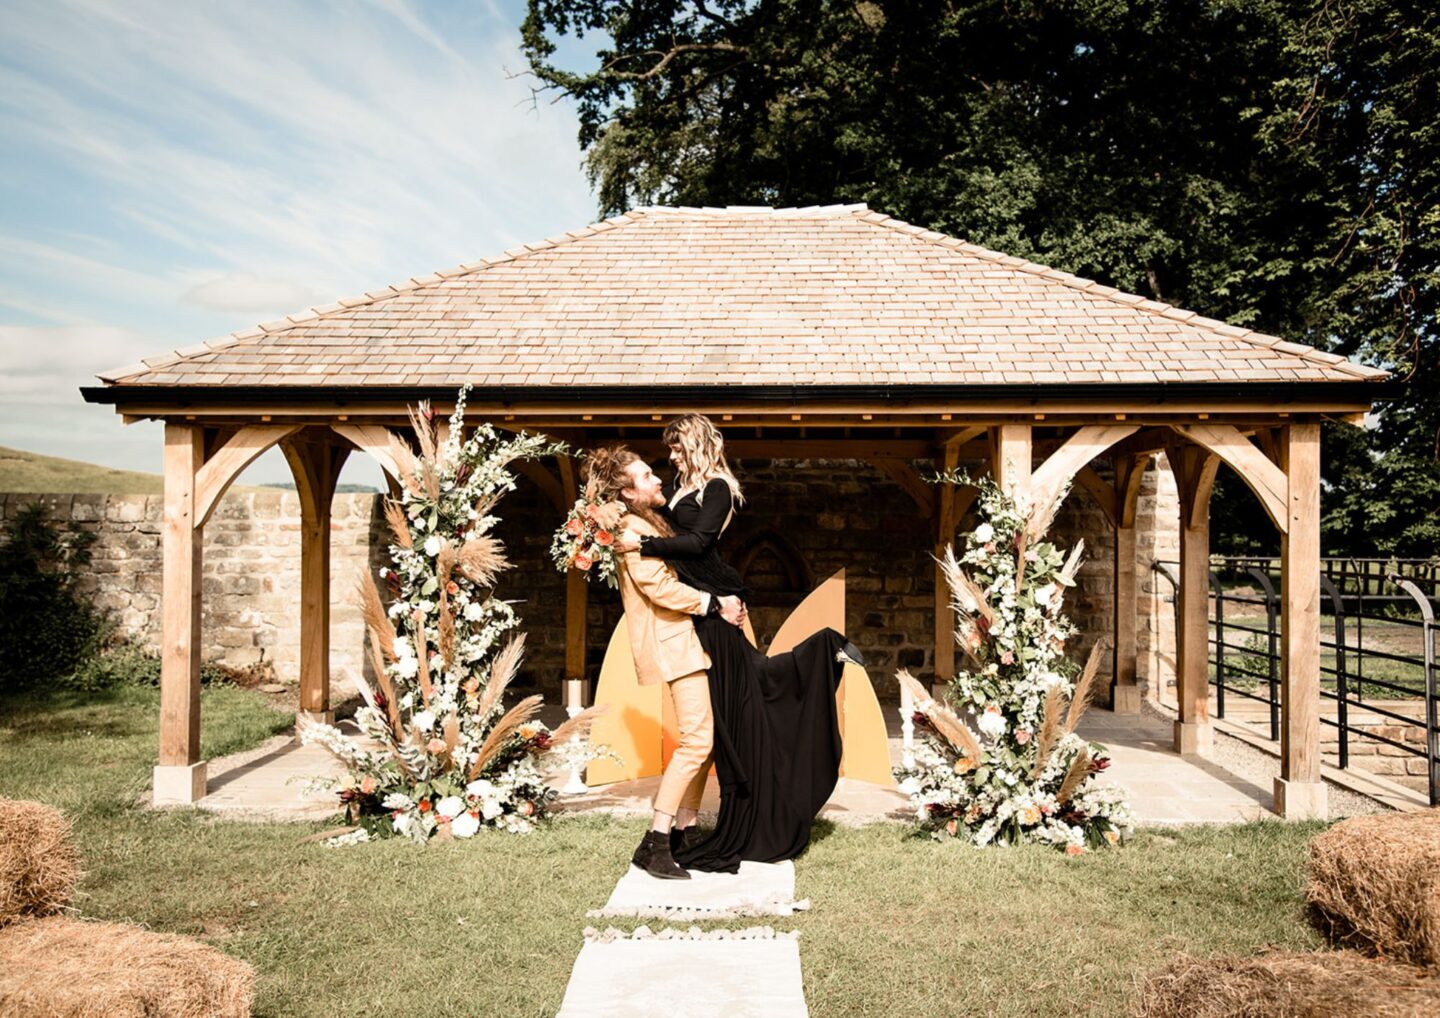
[[632, 830, 691, 880], [670, 824, 703, 855]]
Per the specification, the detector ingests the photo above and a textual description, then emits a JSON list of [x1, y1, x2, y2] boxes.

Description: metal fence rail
[[1154, 557, 1439, 805]]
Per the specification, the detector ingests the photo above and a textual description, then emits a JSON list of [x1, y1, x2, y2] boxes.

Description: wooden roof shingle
[[94, 204, 1390, 389]]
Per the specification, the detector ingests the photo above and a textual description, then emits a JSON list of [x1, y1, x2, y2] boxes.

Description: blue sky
[[0, 0, 597, 488]]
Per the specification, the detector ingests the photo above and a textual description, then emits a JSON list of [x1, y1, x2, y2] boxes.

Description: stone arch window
[[732, 530, 812, 606]]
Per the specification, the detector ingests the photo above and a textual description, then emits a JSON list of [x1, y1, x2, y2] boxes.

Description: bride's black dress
[[640, 477, 847, 874]]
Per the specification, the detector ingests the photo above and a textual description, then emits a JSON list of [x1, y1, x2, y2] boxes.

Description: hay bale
[[1132, 949, 1440, 1017], [0, 915, 255, 1018], [1306, 806, 1440, 968], [0, 799, 82, 927]]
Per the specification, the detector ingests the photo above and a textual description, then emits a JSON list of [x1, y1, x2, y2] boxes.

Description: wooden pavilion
[[81, 204, 1398, 816]]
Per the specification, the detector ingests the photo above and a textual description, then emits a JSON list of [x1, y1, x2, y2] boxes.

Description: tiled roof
[[96, 204, 1389, 388]]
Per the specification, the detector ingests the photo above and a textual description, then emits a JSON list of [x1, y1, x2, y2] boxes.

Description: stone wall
[[2, 453, 1182, 706]]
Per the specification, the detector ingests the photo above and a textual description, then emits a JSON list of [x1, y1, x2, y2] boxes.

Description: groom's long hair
[[579, 444, 675, 536]]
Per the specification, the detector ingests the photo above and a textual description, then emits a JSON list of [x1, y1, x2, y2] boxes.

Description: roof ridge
[[849, 208, 1389, 381], [93, 209, 655, 383], [632, 203, 869, 217]]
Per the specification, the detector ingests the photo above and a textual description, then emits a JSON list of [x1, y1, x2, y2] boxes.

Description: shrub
[[0, 505, 109, 691]]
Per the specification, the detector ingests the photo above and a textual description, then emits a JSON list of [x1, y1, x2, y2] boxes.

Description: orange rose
[[574, 553, 593, 571], [1065, 843, 1085, 856], [945, 819, 958, 836], [565, 517, 583, 536], [594, 530, 614, 546], [446, 581, 459, 595], [418, 799, 431, 813], [359, 775, 376, 795]]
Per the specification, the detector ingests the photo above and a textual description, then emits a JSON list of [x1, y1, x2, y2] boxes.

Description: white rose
[[436, 795, 465, 819], [464, 602, 485, 622], [973, 522, 994, 543], [393, 635, 413, 659], [978, 706, 1007, 739], [394, 656, 418, 679], [481, 797, 503, 820], [450, 812, 480, 838], [413, 710, 436, 732], [1035, 584, 1057, 607], [424, 535, 442, 556], [465, 779, 496, 798], [898, 776, 921, 796]]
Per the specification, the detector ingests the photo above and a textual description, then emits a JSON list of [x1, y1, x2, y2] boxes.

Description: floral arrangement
[[549, 489, 628, 588], [300, 384, 613, 843], [893, 469, 1134, 853]]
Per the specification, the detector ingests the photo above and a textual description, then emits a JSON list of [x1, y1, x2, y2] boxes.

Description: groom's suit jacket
[[617, 514, 713, 686]]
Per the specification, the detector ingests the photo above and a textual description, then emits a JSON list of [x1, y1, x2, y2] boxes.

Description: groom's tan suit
[[617, 514, 715, 818]]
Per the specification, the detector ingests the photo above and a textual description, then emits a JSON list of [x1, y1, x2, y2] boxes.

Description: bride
[[613, 413, 865, 873]]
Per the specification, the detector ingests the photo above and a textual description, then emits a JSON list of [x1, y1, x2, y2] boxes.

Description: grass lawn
[[0, 684, 1328, 1017]]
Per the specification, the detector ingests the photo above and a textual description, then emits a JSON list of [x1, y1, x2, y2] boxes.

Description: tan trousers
[[653, 669, 714, 818]]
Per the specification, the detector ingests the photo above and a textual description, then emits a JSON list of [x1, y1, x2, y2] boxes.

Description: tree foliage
[[522, 0, 1438, 555]]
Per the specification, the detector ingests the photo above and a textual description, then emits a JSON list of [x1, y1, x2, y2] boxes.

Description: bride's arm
[[638, 479, 731, 559]]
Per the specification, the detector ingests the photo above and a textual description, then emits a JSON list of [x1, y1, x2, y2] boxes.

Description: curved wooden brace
[[329, 423, 405, 487], [1168, 423, 1288, 533], [871, 459, 935, 517], [514, 459, 567, 513], [194, 423, 302, 527], [279, 436, 350, 521], [1031, 424, 1141, 514], [1072, 466, 1118, 526], [1116, 454, 1149, 529]]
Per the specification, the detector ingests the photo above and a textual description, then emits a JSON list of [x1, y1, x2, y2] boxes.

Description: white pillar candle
[[565, 677, 583, 714]]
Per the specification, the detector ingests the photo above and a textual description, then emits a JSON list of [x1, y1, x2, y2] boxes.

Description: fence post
[[1210, 569, 1226, 719], [1320, 573, 1348, 770], [1390, 576, 1437, 807], [1247, 566, 1280, 741]]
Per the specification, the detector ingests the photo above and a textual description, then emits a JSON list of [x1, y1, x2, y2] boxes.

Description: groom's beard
[[622, 501, 674, 537]]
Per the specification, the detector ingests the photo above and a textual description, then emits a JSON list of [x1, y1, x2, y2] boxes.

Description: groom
[[609, 448, 744, 880]]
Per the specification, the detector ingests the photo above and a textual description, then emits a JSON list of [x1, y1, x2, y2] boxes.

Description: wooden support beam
[[282, 436, 349, 723], [723, 438, 939, 460], [991, 424, 1033, 499], [1030, 424, 1140, 514], [193, 423, 302, 526], [1168, 443, 1216, 756], [155, 422, 206, 804], [1275, 421, 1327, 819], [870, 459, 935, 517], [515, 459, 568, 513], [932, 439, 964, 696], [1169, 422, 1288, 532], [1111, 454, 1148, 714], [559, 455, 588, 693]]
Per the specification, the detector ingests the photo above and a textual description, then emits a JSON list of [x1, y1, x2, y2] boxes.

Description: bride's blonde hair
[[662, 413, 744, 507]]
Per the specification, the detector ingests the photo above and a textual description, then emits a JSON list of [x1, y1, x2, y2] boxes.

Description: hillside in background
[[0, 445, 378, 496]]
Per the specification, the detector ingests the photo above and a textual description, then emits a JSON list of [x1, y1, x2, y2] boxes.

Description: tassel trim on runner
[[587, 895, 810, 921], [582, 925, 802, 943]]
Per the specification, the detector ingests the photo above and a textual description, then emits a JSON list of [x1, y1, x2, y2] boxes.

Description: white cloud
[[180, 272, 331, 315], [0, 323, 149, 400]]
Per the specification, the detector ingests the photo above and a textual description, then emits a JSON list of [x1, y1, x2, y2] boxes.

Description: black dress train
[[640, 477, 847, 873]]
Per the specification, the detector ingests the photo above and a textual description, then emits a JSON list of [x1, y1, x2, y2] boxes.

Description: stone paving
[[191, 702, 1279, 826]]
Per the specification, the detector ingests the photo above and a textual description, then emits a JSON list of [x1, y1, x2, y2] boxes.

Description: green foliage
[[66, 639, 237, 693], [523, 0, 1438, 555], [0, 503, 109, 690]]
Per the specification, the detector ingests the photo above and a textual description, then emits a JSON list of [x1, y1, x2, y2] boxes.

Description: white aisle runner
[[589, 859, 809, 920], [556, 861, 810, 1016]]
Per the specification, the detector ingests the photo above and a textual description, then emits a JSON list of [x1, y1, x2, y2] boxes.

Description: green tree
[[522, 0, 1436, 555]]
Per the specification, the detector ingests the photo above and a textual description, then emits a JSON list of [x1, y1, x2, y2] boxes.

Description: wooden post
[[155, 422, 206, 804], [558, 456, 588, 705], [1112, 456, 1145, 714], [283, 437, 349, 724], [1275, 421, 1327, 818], [991, 424, 1033, 499], [932, 439, 962, 698], [1169, 443, 1217, 756]]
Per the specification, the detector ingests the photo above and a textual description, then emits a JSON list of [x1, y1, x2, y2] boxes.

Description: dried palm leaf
[[1064, 640, 1107, 734], [1031, 683, 1067, 780], [407, 403, 438, 465], [382, 499, 413, 549], [938, 546, 995, 624], [1056, 746, 1092, 804], [388, 437, 423, 497], [366, 630, 406, 739], [457, 536, 509, 587], [547, 703, 610, 746], [476, 635, 527, 719], [1014, 529, 1030, 592], [353, 573, 397, 660], [412, 611, 433, 706], [590, 500, 627, 531], [1025, 488, 1064, 542], [897, 670, 983, 762], [468, 694, 545, 779], [1057, 539, 1086, 587]]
